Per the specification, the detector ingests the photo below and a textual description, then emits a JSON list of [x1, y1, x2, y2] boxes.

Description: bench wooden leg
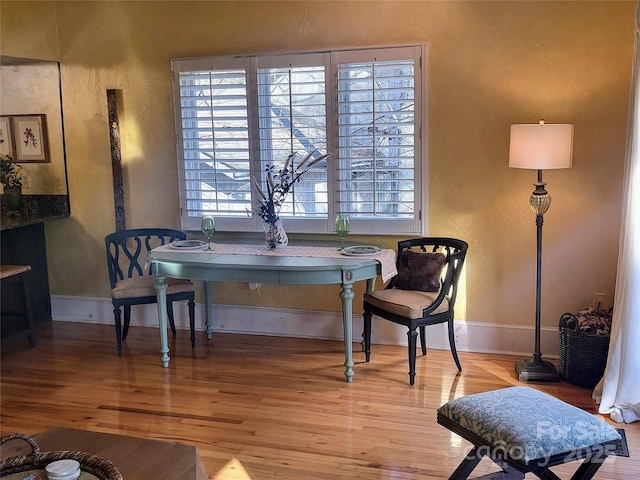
[[526, 455, 607, 480], [530, 467, 561, 480], [567, 456, 608, 480], [448, 447, 484, 479], [449, 447, 526, 480], [472, 471, 524, 480], [487, 463, 525, 480], [449, 449, 610, 480]]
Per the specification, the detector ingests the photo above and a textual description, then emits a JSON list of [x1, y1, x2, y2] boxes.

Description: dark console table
[[1, 195, 70, 344]]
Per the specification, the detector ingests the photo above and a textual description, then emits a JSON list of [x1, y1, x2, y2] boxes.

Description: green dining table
[[148, 243, 396, 382]]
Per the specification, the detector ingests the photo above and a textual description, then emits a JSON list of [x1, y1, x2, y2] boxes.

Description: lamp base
[[515, 357, 560, 382]]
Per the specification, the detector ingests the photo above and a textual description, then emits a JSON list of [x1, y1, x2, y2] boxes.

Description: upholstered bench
[[437, 386, 622, 480]]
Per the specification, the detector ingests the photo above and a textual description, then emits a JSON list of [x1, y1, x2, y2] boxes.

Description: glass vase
[[263, 218, 288, 249]]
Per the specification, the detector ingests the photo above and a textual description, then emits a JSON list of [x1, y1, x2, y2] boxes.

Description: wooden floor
[[1, 321, 637, 479]]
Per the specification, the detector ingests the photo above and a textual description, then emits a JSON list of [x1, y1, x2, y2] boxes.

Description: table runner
[[153, 243, 397, 282]]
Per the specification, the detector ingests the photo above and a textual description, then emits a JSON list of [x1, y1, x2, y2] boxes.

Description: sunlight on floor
[[212, 458, 253, 480]]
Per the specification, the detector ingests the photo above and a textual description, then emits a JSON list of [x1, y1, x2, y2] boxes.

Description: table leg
[[365, 278, 376, 293], [340, 279, 355, 382], [154, 274, 170, 367], [204, 280, 214, 339]]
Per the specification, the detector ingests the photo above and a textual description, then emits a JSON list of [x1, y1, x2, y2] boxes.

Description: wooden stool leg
[[568, 457, 607, 480], [21, 271, 36, 348], [486, 458, 526, 480], [450, 449, 527, 480], [471, 471, 525, 480], [530, 467, 562, 480], [448, 447, 484, 479]]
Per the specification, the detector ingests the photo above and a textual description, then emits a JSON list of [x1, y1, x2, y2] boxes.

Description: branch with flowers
[[252, 149, 332, 224], [0, 153, 22, 188]]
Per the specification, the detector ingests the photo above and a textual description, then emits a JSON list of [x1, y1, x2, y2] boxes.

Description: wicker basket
[[0, 433, 122, 480], [559, 312, 611, 389]]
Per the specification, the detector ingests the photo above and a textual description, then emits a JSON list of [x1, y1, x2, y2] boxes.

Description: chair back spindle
[[105, 229, 185, 288]]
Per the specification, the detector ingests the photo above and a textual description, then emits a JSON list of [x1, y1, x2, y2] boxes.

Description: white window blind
[[174, 58, 252, 231], [337, 59, 415, 218], [172, 45, 425, 235], [256, 60, 328, 219]]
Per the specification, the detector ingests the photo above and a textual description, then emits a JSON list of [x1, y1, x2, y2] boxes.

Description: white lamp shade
[[509, 123, 573, 170]]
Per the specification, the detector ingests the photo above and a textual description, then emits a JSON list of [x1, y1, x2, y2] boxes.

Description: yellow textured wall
[[0, 1, 634, 328], [0, 63, 67, 195], [0, 1, 59, 61]]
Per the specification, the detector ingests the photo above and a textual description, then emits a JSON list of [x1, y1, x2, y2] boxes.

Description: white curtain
[[592, 2, 640, 424]]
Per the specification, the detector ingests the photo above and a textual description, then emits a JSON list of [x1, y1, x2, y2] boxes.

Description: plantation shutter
[[256, 55, 329, 220], [335, 47, 420, 233], [173, 57, 253, 231]]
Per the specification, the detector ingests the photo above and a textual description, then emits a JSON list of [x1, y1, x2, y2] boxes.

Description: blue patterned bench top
[[437, 386, 621, 463]]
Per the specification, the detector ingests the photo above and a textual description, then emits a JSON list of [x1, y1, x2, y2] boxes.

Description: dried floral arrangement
[[252, 149, 331, 224]]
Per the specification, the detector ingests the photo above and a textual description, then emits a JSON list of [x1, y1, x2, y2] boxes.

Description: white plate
[[340, 245, 382, 256], [169, 240, 207, 250]]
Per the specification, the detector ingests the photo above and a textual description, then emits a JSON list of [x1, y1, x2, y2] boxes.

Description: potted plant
[[1, 153, 24, 215]]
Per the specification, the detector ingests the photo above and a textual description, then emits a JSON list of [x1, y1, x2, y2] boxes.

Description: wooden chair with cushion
[[105, 228, 196, 356], [363, 237, 468, 385]]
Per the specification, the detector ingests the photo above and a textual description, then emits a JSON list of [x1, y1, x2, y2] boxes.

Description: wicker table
[[1, 428, 208, 480]]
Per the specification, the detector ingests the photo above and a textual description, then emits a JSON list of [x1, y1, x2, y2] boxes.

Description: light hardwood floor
[[1, 321, 637, 479]]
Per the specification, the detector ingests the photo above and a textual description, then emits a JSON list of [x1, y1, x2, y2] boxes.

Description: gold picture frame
[[0, 116, 15, 157], [12, 114, 50, 163]]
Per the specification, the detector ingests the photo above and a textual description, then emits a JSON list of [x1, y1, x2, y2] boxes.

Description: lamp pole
[[515, 170, 560, 381]]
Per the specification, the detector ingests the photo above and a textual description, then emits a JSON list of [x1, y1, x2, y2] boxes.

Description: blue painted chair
[[363, 237, 468, 385], [105, 228, 196, 356]]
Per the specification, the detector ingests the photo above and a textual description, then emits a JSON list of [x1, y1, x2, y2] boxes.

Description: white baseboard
[[50, 295, 559, 358]]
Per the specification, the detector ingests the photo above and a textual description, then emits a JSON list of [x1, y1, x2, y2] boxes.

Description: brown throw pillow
[[393, 250, 446, 292]]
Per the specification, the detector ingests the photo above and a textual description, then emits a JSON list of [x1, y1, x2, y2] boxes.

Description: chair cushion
[[437, 386, 621, 464], [394, 250, 446, 292], [364, 288, 449, 319], [112, 276, 194, 299]]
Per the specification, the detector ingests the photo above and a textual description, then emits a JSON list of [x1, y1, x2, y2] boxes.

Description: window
[[172, 45, 425, 235]]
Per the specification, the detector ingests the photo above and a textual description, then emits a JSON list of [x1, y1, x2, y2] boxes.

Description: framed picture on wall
[[12, 114, 50, 163], [0, 116, 15, 157]]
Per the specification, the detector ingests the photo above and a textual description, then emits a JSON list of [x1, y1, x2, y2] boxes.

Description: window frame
[[171, 44, 427, 236]]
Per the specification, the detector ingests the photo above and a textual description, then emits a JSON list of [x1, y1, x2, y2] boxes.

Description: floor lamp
[[509, 120, 573, 382]]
